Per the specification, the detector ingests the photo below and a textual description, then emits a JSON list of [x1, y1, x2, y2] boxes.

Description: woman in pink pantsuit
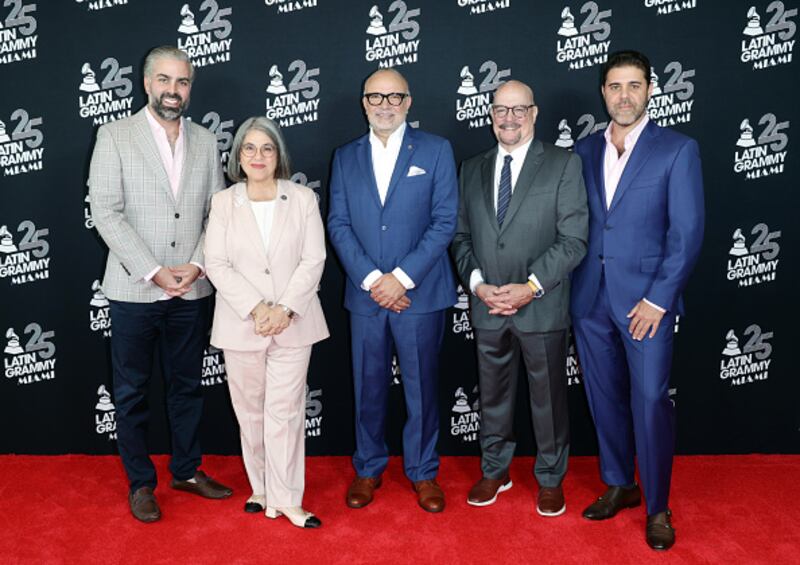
[[205, 116, 328, 528]]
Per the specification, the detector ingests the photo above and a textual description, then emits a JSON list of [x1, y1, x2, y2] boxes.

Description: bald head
[[491, 80, 538, 152], [363, 68, 410, 96], [362, 68, 412, 145]]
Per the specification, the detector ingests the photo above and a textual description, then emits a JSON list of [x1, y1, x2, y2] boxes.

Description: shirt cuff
[[392, 267, 415, 290], [528, 273, 544, 295], [144, 265, 161, 283], [469, 269, 484, 294], [191, 261, 206, 279], [643, 298, 666, 313], [362, 269, 382, 291]]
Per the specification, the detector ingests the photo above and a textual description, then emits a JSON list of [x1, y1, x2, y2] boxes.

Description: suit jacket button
[[264, 268, 270, 275], [171, 241, 176, 248], [381, 225, 388, 231], [498, 243, 505, 249], [281, 195, 287, 200], [174, 213, 180, 219]]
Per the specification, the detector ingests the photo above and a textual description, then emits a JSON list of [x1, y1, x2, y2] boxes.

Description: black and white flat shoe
[[265, 506, 322, 528]]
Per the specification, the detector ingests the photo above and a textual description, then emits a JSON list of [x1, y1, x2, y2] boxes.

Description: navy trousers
[[109, 297, 209, 492], [350, 309, 445, 482], [572, 276, 676, 515]]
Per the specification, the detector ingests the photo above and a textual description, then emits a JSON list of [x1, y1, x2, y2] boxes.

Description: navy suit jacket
[[570, 120, 705, 322], [328, 125, 458, 315]]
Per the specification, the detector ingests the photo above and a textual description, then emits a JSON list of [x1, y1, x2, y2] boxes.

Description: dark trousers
[[572, 275, 676, 515], [350, 309, 445, 482], [475, 321, 569, 488], [109, 297, 209, 492]]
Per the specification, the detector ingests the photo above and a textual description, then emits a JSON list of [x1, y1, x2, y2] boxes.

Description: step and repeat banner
[[1, 0, 796, 457]]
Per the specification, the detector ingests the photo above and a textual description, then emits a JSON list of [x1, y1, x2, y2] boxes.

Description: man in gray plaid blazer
[[88, 46, 231, 523]]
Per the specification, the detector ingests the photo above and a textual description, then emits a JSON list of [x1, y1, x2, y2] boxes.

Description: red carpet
[[0, 455, 797, 564]]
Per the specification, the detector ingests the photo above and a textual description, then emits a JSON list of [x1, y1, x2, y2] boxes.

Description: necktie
[[497, 154, 513, 226]]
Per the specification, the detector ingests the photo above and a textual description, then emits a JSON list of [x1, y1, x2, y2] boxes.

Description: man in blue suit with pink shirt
[[571, 51, 704, 551], [327, 68, 458, 513]]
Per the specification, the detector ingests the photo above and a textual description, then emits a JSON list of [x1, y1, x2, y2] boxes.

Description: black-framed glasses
[[241, 143, 276, 158], [364, 92, 410, 106], [491, 104, 535, 118]]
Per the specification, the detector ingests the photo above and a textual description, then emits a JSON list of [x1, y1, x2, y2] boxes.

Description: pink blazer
[[205, 180, 329, 350]]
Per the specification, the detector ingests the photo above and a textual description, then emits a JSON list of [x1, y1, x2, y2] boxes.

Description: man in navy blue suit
[[328, 68, 458, 513], [571, 51, 704, 550]]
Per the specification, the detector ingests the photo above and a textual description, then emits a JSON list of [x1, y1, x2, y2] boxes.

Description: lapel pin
[[281, 194, 287, 200]]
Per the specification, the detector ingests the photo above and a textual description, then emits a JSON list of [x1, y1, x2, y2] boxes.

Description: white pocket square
[[407, 165, 426, 177]]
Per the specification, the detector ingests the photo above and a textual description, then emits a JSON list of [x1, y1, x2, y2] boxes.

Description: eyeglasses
[[491, 104, 535, 118], [241, 143, 276, 158], [363, 92, 410, 106]]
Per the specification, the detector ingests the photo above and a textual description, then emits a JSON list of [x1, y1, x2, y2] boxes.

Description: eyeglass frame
[[363, 92, 411, 106], [240, 142, 277, 158], [491, 104, 536, 119]]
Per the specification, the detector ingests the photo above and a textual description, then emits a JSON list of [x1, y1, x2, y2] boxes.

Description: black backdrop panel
[[1, 0, 796, 456]]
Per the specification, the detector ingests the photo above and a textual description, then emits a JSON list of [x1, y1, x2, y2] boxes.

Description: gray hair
[[143, 46, 195, 81], [227, 116, 291, 183]]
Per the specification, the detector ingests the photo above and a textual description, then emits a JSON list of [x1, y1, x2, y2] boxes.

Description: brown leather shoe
[[414, 479, 445, 513], [537, 485, 566, 517], [346, 476, 382, 508], [129, 486, 160, 523], [582, 484, 641, 520], [467, 476, 512, 506], [646, 510, 675, 550], [171, 470, 233, 499]]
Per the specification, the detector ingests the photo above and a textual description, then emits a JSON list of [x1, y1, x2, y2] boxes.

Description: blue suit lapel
[[384, 126, 415, 208], [355, 134, 383, 210], [608, 120, 659, 214], [593, 134, 608, 214]]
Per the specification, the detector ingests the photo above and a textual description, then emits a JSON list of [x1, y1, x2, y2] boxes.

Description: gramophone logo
[[0, 108, 44, 177], [450, 385, 480, 443], [555, 2, 613, 71], [265, 60, 320, 129], [643, 0, 696, 15], [554, 113, 607, 149], [3, 323, 56, 386], [455, 60, 511, 130], [0, 219, 50, 286], [74, 0, 129, 12], [177, 2, 233, 68], [265, 0, 318, 14], [0, 1, 37, 66], [94, 384, 117, 440], [733, 113, 789, 179], [451, 285, 474, 340], [364, 1, 422, 68], [726, 223, 780, 288], [77, 58, 134, 125], [89, 280, 112, 337], [719, 325, 773, 387], [457, 0, 511, 15], [740, 3, 796, 70], [305, 384, 323, 438], [647, 61, 695, 127]]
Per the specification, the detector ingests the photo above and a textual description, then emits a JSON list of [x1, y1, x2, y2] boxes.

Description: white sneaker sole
[[467, 480, 513, 507], [536, 503, 566, 517]]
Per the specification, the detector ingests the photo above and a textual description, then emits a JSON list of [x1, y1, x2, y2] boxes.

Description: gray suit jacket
[[451, 139, 588, 332], [88, 107, 225, 302]]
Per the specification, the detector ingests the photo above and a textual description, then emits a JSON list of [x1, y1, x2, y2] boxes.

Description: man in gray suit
[[88, 46, 231, 523], [451, 80, 587, 516]]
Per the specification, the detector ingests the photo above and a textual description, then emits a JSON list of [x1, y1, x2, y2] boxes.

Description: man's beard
[[150, 92, 189, 121]]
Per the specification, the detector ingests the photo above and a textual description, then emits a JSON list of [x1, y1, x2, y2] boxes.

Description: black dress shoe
[[129, 486, 160, 523], [582, 484, 641, 520], [646, 510, 675, 550]]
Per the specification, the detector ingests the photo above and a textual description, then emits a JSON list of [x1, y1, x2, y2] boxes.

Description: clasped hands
[[369, 273, 411, 313], [250, 301, 291, 337], [476, 282, 536, 316], [152, 264, 201, 297]]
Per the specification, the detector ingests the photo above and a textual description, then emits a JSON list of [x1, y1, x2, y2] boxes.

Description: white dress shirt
[[602, 115, 664, 312], [361, 122, 415, 291], [469, 139, 544, 295]]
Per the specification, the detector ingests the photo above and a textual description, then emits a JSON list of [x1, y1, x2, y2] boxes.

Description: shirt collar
[[604, 114, 649, 151], [498, 136, 533, 161], [144, 105, 184, 137], [369, 121, 407, 149]]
